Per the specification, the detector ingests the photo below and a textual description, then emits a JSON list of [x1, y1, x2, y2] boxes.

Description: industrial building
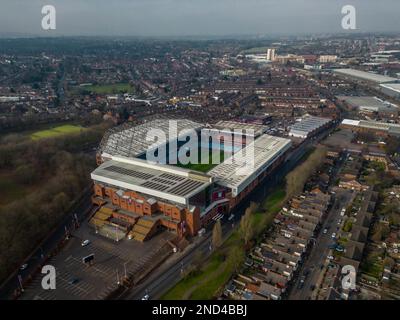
[[337, 96, 399, 116], [288, 115, 333, 139], [333, 68, 398, 85], [341, 119, 400, 137], [90, 119, 292, 241], [380, 83, 400, 99]]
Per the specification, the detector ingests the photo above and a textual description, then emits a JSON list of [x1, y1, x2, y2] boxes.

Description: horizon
[[1, 0, 400, 37]]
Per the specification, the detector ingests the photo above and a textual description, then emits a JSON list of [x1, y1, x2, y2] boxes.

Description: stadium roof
[[333, 68, 397, 84], [208, 134, 292, 196], [211, 120, 268, 137], [91, 156, 212, 205], [100, 118, 203, 159]]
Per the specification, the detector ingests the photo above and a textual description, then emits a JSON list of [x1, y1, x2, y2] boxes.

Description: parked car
[[228, 214, 235, 221], [298, 276, 306, 289], [323, 228, 328, 234], [68, 278, 79, 285], [81, 240, 91, 247], [142, 294, 150, 300], [327, 255, 334, 260], [20, 264, 28, 271], [331, 233, 336, 239]]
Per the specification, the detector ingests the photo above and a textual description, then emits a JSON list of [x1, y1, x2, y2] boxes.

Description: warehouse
[[333, 68, 398, 85], [288, 115, 332, 139], [341, 119, 400, 137]]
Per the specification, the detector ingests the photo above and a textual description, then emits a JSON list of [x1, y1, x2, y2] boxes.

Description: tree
[[212, 220, 223, 249], [239, 207, 254, 246]]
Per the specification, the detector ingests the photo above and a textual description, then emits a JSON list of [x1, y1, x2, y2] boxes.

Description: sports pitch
[[31, 124, 84, 140]]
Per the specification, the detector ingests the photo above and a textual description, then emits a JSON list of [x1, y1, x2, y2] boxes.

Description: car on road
[[228, 214, 235, 221], [68, 278, 79, 285], [298, 276, 306, 289], [331, 233, 336, 239], [198, 228, 206, 236], [142, 294, 150, 300], [335, 245, 344, 252], [20, 264, 28, 271], [81, 239, 91, 247]]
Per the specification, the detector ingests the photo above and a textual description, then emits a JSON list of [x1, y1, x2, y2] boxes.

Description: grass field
[[75, 83, 134, 94], [31, 124, 84, 140], [177, 150, 225, 173]]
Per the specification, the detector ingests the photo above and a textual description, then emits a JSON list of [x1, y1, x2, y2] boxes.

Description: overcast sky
[[1, 0, 399, 37]]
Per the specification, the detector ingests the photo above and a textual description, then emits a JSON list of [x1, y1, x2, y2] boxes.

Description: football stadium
[[90, 119, 292, 242]]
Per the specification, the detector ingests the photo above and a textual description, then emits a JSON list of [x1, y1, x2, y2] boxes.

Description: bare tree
[[212, 220, 223, 249], [239, 207, 254, 246]]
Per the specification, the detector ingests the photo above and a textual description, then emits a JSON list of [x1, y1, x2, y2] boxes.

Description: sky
[[1, 0, 400, 37]]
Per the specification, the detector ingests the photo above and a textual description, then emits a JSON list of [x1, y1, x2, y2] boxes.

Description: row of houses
[[223, 190, 331, 300]]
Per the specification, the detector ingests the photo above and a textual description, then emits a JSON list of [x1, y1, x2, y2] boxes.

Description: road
[[288, 152, 355, 300]]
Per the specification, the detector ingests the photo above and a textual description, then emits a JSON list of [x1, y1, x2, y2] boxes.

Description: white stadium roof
[[100, 118, 203, 159], [91, 156, 212, 205], [208, 134, 292, 196]]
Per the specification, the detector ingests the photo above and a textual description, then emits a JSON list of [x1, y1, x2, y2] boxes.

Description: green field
[[75, 83, 134, 94], [31, 124, 84, 140], [177, 150, 226, 173]]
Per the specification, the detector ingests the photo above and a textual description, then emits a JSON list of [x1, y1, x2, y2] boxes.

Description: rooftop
[[337, 96, 399, 112], [211, 120, 268, 137], [342, 119, 400, 135], [289, 115, 332, 135], [208, 134, 292, 196], [91, 156, 212, 205], [100, 118, 204, 159], [333, 68, 398, 84]]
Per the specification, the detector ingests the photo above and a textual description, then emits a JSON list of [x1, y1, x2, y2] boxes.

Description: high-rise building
[[266, 48, 276, 61]]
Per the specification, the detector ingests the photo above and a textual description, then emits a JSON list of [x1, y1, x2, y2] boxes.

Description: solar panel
[[169, 179, 204, 196], [159, 173, 185, 182], [141, 181, 170, 191], [104, 165, 154, 180]]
